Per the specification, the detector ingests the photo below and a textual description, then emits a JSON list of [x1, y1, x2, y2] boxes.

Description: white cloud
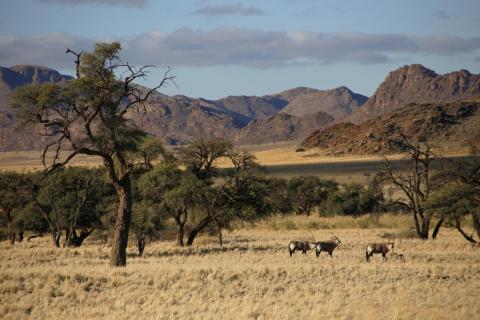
[[40, 0, 148, 8], [192, 4, 264, 16], [1, 28, 480, 69]]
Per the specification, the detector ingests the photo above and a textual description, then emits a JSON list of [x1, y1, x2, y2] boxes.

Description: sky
[[1, 0, 479, 99]]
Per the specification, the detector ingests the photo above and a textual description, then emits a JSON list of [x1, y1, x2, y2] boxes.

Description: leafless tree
[[382, 131, 434, 239]]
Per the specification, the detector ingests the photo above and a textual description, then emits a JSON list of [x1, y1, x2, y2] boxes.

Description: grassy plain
[[0, 145, 468, 184], [1, 214, 479, 320]]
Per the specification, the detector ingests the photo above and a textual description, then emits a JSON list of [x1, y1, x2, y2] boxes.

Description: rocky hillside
[[0, 66, 73, 151], [302, 100, 480, 155], [0, 65, 367, 150], [278, 86, 367, 119], [127, 91, 247, 145], [346, 65, 480, 124], [233, 111, 334, 145], [0, 65, 72, 109]]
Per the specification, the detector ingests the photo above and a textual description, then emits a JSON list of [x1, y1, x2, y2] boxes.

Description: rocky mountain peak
[[10, 65, 73, 84], [346, 64, 480, 124]]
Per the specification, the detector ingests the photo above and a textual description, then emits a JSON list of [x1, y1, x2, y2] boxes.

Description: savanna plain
[[1, 214, 479, 320]]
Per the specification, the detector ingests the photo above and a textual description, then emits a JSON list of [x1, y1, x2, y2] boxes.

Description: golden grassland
[[0, 151, 101, 172], [1, 214, 479, 320], [0, 143, 472, 173]]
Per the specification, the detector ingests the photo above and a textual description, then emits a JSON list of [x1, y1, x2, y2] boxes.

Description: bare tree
[[383, 132, 434, 239], [11, 42, 173, 266]]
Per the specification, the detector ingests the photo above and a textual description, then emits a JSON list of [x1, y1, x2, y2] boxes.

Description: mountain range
[[0, 63, 479, 153], [302, 99, 480, 155]]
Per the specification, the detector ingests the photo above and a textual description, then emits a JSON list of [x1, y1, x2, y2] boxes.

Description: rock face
[[233, 111, 334, 145], [278, 86, 367, 119], [127, 91, 247, 146], [0, 66, 73, 151], [0, 65, 367, 150], [5, 63, 477, 152], [347, 64, 480, 124], [0, 65, 72, 110], [302, 100, 480, 155]]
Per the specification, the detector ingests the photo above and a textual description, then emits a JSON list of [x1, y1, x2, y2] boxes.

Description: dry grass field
[[1, 215, 479, 320]]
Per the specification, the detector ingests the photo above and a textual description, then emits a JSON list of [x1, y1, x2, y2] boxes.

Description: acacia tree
[[11, 42, 173, 266], [31, 167, 109, 247], [179, 138, 233, 180], [177, 138, 233, 246], [287, 176, 338, 215], [431, 148, 480, 241], [135, 162, 201, 248], [382, 132, 435, 239], [426, 183, 479, 244], [186, 150, 275, 246], [0, 172, 31, 244]]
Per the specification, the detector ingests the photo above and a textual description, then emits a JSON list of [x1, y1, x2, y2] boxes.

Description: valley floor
[[1, 226, 479, 320]]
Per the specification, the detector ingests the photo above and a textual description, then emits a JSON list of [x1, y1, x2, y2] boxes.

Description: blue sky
[[1, 0, 479, 99]]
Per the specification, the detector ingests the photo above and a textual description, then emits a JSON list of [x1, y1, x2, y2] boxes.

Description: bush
[[321, 183, 382, 217]]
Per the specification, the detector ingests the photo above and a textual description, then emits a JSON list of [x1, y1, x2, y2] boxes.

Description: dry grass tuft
[[1, 222, 479, 319]]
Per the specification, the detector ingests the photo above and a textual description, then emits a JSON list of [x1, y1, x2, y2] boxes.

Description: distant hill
[[278, 86, 367, 119], [126, 90, 247, 145], [0, 65, 72, 110], [302, 100, 480, 155], [0, 66, 73, 151], [346, 64, 480, 124], [6, 63, 478, 152], [0, 65, 366, 151], [233, 111, 334, 145]]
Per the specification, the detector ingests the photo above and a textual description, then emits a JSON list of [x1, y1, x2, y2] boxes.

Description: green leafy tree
[[0, 172, 31, 244], [426, 183, 479, 244], [265, 177, 292, 215], [31, 167, 110, 247], [323, 183, 380, 216], [137, 160, 208, 247], [287, 176, 338, 215], [160, 174, 205, 246], [131, 201, 164, 256], [178, 138, 233, 180], [11, 42, 173, 266], [186, 150, 275, 246]]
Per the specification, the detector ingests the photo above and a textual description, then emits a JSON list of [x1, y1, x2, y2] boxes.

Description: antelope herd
[[288, 236, 405, 262]]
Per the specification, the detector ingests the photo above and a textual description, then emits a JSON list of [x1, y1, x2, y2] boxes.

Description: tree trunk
[[414, 212, 430, 240], [472, 211, 480, 240], [110, 177, 132, 267], [137, 234, 145, 256], [217, 227, 223, 246], [63, 228, 71, 247], [5, 212, 15, 245], [16, 230, 23, 242], [65, 228, 95, 247], [52, 230, 61, 247], [177, 221, 185, 247], [27, 233, 43, 241], [432, 219, 444, 240], [455, 221, 478, 244], [421, 217, 430, 240], [186, 216, 213, 246], [8, 231, 15, 245]]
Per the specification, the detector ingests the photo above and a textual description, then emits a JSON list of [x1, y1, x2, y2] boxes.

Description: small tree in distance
[[11, 42, 173, 266]]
